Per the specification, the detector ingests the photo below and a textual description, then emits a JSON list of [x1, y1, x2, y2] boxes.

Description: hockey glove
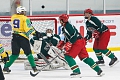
[[1, 52, 9, 64], [34, 31, 42, 38], [57, 41, 65, 50], [93, 30, 100, 38], [64, 42, 72, 53]]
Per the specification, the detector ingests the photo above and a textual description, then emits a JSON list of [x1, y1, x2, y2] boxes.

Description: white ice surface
[[1, 51, 120, 80]]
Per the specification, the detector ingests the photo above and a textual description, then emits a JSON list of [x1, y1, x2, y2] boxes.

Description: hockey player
[[0, 44, 9, 80], [57, 14, 104, 77], [3, 6, 39, 73], [25, 26, 70, 70], [84, 9, 118, 66]]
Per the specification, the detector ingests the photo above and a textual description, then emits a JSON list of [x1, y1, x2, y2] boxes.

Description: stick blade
[[30, 71, 39, 77]]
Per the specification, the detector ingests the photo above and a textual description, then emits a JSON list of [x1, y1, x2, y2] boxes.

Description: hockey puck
[[41, 5, 45, 9]]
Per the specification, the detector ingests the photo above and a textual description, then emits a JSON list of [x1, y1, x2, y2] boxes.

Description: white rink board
[[0, 15, 120, 51]]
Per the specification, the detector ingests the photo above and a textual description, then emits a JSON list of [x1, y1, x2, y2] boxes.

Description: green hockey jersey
[[62, 22, 82, 44], [85, 16, 108, 40]]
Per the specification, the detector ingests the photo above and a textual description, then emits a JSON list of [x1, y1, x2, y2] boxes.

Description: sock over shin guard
[[4, 54, 19, 68], [27, 54, 36, 67], [99, 49, 115, 59], [65, 55, 80, 73], [83, 57, 101, 72], [93, 49, 103, 60]]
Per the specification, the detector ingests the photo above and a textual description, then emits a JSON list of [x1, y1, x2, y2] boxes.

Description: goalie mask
[[46, 27, 54, 37]]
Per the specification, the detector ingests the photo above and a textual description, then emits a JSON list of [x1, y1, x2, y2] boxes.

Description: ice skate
[[70, 72, 81, 78], [32, 67, 39, 74], [3, 67, 11, 74], [96, 60, 105, 66], [109, 57, 119, 67], [97, 69, 105, 76]]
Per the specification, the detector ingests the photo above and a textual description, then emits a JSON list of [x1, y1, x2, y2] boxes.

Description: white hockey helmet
[[16, 6, 26, 14]]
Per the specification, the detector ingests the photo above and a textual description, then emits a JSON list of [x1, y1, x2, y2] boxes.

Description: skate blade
[[110, 60, 119, 67], [98, 64, 105, 66], [3, 71, 10, 74], [98, 72, 105, 77], [70, 74, 81, 78]]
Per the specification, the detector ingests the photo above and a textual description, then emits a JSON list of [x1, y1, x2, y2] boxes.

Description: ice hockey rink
[[1, 51, 120, 80]]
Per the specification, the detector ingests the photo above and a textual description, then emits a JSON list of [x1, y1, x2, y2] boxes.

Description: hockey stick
[[35, 44, 67, 67], [37, 52, 50, 64], [30, 55, 58, 77]]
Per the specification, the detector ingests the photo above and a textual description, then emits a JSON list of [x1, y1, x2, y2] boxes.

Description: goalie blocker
[[24, 46, 70, 70]]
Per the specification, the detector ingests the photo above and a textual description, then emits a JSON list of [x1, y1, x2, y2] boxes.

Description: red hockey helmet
[[84, 9, 93, 15], [59, 14, 69, 23]]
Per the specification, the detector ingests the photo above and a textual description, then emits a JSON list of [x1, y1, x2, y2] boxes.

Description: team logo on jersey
[[44, 45, 50, 51], [87, 27, 96, 33]]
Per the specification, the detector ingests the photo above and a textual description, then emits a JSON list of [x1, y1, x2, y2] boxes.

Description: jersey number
[[13, 19, 20, 28]]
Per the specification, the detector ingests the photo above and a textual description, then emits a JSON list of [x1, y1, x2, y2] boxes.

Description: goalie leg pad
[[33, 40, 42, 53], [48, 47, 65, 64], [24, 59, 53, 71], [24, 59, 62, 71], [48, 47, 70, 70]]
